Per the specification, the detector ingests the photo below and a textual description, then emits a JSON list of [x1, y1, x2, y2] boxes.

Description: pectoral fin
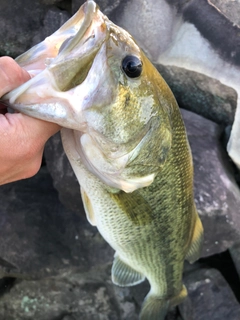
[[185, 213, 203, 264], [81, 188, 96, 226], [112, 254, 145, 287]]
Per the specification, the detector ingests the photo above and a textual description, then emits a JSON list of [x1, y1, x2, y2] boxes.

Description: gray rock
[[0, 262, 180, 320], [40, 0, 63, 4], [179, 268, 240, 320], [72, 0, 121, 15], [156, 64, 237, 126], [0, 1, 70, 58], [0, 167, 113, 279], [0, 266, 122, 320], [110, 0, 178, 62], [0, 0, 47, 57], [229, 242, 240, 279], [181, 109, 240, 257], [44, 133, 84, 215], [32, 8, 71, 46], [165, 308, 183, 320], [208, 0, 240, 28]]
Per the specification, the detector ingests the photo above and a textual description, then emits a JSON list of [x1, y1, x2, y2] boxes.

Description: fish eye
[[121, 55, 143, 78]]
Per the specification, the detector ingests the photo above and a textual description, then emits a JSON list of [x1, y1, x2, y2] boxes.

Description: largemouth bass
[[3, 1, 203, 319]]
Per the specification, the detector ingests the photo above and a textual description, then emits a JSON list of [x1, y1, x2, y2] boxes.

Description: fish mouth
[[1, 1, 108, 130]]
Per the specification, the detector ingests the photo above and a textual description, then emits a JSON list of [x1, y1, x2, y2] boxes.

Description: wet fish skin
[[3, 1, 203, 319]]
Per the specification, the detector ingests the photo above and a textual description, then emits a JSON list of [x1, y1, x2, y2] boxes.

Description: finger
[[0, 147, 44, 185], [0, 56, 31, 97], [3, 112, 60, 147], [0, 113, 60, 185]]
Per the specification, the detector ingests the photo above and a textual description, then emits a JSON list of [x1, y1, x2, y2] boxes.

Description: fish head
[[3, 0, 174, 193]]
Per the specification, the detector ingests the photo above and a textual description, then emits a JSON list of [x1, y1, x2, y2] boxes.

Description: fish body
[[3, 1, 203, 319]]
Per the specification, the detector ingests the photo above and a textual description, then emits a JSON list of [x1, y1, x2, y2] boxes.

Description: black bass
[[3, 1, 203, 319]]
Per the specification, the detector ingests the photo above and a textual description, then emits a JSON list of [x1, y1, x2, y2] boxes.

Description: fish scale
[[91, 105, 195, 299], [2, 1, 203, 319]]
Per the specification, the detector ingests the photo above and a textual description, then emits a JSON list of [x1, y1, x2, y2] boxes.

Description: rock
[[179, 268, 240, 320], [156, 64, 237, 125], [0, 166, 113, 279], [229, 242, 240, 279], [0, 277, 15, 296], [113, 286, 144, 320], [0, 266, 122, 320], [44, 133, 84, 215], [165, 308, 183, 320], [0, 1, 70, 58], [181, 109, 240, 257], [208, 0, 240, 29], [110, 0, 178, 62], [72, 0, 121, 15], [0, 261, 181, 320], [0, 0, 47, 57], [32, 7, 71, 46], [40, 0, 63, 4]]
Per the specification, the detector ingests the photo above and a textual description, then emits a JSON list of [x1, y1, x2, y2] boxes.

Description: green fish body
[[3, 1, 203, 319]]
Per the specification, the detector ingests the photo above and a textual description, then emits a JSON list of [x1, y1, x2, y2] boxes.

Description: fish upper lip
[[58, 0, 97, 56], [14, 1, 98, 71], [5, 0, 103, 81]]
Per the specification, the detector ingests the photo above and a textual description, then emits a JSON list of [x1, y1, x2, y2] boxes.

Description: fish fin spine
[[185, 211, 203, 263], [112, 254, 145, 287]]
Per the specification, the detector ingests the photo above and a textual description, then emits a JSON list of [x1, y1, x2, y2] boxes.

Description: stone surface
[[0, 266, 122, 320], [0, 0, 47, 57], [0, 167, 113, 279], [72, 0, 121, 15], [156, 64, 237, 125], [0, 259, 180, 320], [229, 242, 240, 279], [32, 7, 71, 46], [0, 257, 180, 320], [40, 0, 63, 4], [179, 268, 240, 320], [111, 0, 178, 62], [208, 0, 240, 28], [181, 109, 240, 257], [44, 133, 84, 215]]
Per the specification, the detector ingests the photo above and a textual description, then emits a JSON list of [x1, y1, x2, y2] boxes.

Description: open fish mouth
[[1, 0, 161, 192], [14, 0, 103, 77], [2, 1, 109, 130]]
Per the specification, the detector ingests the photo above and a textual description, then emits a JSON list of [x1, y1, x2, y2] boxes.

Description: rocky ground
[[0, 0, 240, 319]]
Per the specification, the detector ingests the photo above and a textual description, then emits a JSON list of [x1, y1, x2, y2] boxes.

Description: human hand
[[0, 56, 60, 185]]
